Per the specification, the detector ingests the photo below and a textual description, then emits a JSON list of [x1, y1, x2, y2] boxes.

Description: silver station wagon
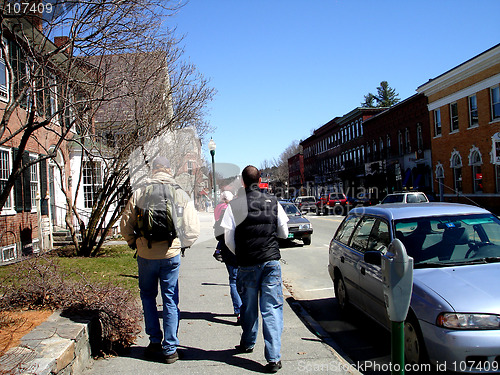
[[328, 203, 500, 372]]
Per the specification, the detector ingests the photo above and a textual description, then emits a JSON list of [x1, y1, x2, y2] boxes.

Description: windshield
[[281, 203, 300, 216], [382, 194, 404, 203], [394, 214, 500, 268]]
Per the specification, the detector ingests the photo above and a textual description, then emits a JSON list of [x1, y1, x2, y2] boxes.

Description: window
[[434, 109, 442, 136], [468, 95, 478, 127], [30, 156, 39, 211], [470, 151, 483, 193], [386, 135, 391, 158], [83, 161, 102, 209], [405, 128, 411, 154], [450, 102, 459, 132], [491, 86, 500, 121], [335, 215, 361, 245], [379, 138, 384, 159], [187, 160, 193, 175], [451, 154, 462, 193], [2, 244, 16, 262], [0, 148, 13, 211], [0, 41, 8, 101], [417, 124, 423, 151], [398, 131, 404, 156], [351, 216, 377, 252]]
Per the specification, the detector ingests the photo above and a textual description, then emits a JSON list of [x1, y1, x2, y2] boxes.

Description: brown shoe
[[163, 350, 179, 364]]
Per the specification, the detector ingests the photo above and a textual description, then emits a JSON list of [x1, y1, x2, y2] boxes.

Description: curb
[[0, 312, 92, 375]]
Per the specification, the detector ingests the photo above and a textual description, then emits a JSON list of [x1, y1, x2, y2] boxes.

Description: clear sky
[[170, 0, 500, 174]]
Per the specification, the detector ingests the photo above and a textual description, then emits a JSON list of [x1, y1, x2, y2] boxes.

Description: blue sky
[[170, 0, 500, 173]]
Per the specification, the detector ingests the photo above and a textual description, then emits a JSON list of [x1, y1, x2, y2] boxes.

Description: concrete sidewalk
[[83, 211, 360, 374]]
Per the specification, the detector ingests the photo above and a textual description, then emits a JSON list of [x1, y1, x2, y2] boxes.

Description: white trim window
[[0, 40, 8, 101], [2, 244, 16, 262], [450, 102, 459, 132], [30, 155, 39, 211], [434, 109, 442, 137], [83, 160, 102, 209], [451, 153, 463, 193], [469, 150, 483, 193], [491, 85, 500, 121], [0, 147, 14, 213], [468, 95, 478, 128]]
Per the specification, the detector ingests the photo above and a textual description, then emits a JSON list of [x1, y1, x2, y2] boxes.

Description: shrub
[[0, 256, 142, 355]]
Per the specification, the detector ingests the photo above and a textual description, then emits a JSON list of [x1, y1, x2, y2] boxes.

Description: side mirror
[[364, 251, 382, 266]]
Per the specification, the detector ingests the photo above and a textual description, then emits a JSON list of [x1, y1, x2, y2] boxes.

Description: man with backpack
[[120, 156, 200, 363]]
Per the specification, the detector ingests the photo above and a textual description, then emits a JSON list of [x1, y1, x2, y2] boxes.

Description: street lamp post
[[208, 138, 217, 210]]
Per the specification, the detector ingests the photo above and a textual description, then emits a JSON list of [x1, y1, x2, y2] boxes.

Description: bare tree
[[0, 1, 215, 256]]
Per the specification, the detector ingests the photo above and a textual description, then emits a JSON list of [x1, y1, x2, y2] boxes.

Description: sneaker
[[265, 361, 282, 373], [235, 314, 241, 326], [235, 344, 254, 353], [163, 350, 179, 364], [144, 342, 162, 358]]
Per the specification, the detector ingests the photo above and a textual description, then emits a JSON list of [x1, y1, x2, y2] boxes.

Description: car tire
[[404, 312, 429, 366], [333, 273, 349, 312], [303, 237, 311, 245]]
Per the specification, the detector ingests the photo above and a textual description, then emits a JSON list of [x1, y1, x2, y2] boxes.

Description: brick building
[[417, 43, 500, 213], [288, 152, 304, 197], [362, 93, 432, 199]]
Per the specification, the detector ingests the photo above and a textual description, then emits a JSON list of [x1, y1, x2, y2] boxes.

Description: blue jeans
[[225, 264, 242, 315], [237, 260, 283, 363], [137, 254, 180, 355]]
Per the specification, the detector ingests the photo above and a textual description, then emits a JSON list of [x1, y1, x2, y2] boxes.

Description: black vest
[[230, 187, 281, 266]]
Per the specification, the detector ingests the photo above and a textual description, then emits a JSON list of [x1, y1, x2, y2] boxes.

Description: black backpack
[[136, 183, 181, 248], [213, 207, 226, 242]]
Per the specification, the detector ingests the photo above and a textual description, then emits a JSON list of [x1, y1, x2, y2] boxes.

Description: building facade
[[417, 43, 500, 213], [362, 93, 432, 200]]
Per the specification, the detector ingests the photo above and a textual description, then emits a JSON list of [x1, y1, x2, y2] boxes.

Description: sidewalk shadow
[[177, 345, 267, 373], [120, 345, 267, 372], [179, 310, 238, 326]]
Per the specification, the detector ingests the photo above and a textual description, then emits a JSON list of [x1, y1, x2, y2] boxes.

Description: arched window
[[398, 131, 404, 156], [450, 151, 463, 193], [469, 147, 483, 193], [386, 135, 391, 158], [379, 137, 384, 159]]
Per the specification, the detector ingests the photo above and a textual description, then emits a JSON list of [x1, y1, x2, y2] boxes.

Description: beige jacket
[[120, 171, 200, 259]]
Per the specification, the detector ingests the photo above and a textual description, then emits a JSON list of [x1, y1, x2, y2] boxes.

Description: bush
[[0, 256, 142, 355]]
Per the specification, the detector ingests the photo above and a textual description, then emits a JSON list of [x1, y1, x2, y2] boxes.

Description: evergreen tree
[[361, 81, 400, 108]]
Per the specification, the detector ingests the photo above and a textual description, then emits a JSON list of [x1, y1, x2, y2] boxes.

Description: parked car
[[381, 191, 429, 204], [295, 196, 317, 213], [352, 192, 376, 206], [279, 201, 313, 245], [316, 192, 349, 215], [328, 203, 500, 371]]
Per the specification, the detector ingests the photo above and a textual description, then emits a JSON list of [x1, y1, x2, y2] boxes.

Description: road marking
[[305, 287, 334, 292]]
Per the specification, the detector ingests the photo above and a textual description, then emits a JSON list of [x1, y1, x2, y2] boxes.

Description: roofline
[[417, 43, 500, 94]]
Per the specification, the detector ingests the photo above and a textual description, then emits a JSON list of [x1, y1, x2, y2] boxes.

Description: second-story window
[[434, 109, 442, 137], [491, 85, 500, 121], [398, 131, 404, 156], [0, 42, 8, 101], [30, 156, 39, 211], [0, 148, 12, 210], [450, 102, 459, 132], [468, 95, 478, 127], [417, 124, 423, 151], [405, 128, 411, 154]]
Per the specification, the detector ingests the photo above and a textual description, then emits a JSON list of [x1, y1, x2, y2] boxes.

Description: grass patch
[[54, 245, 139, 294]]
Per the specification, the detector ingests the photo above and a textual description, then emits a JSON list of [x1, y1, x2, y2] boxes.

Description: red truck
[[315, 192, 350, 215]]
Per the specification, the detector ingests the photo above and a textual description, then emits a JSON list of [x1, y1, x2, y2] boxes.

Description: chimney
[[53, 36, 72, 56], [27, 0, 44, 32]]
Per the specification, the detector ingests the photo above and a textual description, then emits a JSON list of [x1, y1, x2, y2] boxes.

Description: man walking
[[221, 165, 289, 373], [120, 156, 200, 363]]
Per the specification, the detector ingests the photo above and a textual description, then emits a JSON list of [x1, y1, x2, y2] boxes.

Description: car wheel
[[334, 273, 349, 312], [404, 313, 428, 365], [303, 237, 311, 245]]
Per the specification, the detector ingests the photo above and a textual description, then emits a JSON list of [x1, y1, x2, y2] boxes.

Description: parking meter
[[381, 239, 414, 375], [382, 238, 414, 322]]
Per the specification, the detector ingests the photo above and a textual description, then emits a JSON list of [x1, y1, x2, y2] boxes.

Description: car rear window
[[302, 197, 315, 202], [382, 194, 404, 203]]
